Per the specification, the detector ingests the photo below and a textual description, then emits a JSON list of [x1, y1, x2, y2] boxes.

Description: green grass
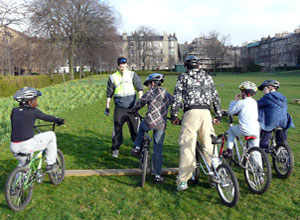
[[1, 72, 300, 219]]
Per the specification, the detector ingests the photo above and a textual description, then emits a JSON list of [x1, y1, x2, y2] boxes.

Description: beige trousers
[[177, 109, 216, 183]]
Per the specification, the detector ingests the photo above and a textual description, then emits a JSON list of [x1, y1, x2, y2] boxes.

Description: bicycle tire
[[190, 143, 201, 184], [272, 142, 294, 179], [140, 148, 149, 187], [216, 163, 239, 207], [5, 166, 34, 211], [49, 149, 65, 185], [243, 147, 271, 194]]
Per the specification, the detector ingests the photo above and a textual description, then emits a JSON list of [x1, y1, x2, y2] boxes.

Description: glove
[[171, 115, 180, 125], [56, 118, 65, 126], [105, 108, 110, 116]]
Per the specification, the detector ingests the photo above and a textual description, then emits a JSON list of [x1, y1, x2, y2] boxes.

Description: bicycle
[[5, 123, 65, 211], [265, 127, 294, 179], [219, 112, 272, 194], [189, 133, 240, 207], [134, 113, 151, 188]]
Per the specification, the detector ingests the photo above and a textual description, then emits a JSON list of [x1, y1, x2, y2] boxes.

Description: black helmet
[[258, 80, 280, 91], [184, 55, 199, 69], [143, 73, 164, 86], [117, 57, 127, 65], [14, 87, 42, 103]]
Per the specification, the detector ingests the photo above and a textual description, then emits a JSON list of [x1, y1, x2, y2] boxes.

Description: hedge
[[0, 72, 98, 98]]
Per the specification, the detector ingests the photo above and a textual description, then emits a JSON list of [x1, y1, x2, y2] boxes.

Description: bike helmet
[[14, 87, 42, 103], [184, 55, 199, 69], [143, 73, 165, 86], [239, 81, 257, 96], [117, 57, 127, 65], [258, 79, 280, 91]]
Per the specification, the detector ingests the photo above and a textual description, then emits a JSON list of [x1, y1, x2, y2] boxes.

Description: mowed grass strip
[[0, 72, 300, 219]]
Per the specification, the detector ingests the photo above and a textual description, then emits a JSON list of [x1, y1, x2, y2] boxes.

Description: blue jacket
[[257, 92, 294, 131]]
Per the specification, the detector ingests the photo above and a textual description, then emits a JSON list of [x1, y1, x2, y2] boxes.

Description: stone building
[[120, 31, 179, 71], [241, 28, 300, 70]]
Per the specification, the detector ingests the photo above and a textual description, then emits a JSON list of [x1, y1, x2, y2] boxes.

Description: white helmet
[[239, 81, 257, 96], [14, 87, 42, 103]]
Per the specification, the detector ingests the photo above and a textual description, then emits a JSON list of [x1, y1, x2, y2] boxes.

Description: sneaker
[[46, 164, 58, 173], [112, 150, 119, 158], [154, 175, 165, 183], [177, 181, 188, 191], [222, 149, 233, 159], [131, 147, 140, 157]]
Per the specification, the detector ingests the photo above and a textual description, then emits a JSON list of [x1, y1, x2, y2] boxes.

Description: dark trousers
[[259, 129, 287, 150], [111, 107, 139, 151]]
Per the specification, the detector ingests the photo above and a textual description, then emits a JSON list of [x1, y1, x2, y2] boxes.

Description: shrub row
[[0, 72, 98, 98]]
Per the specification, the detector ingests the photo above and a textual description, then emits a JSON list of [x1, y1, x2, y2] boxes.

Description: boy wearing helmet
[[223, 81, 260, 158], [257, 80, 294, 152], [10, 87, 65, 172], [171, 55, 222, 191], [129, 73, 173, 183], [106, 57, 144, 158]]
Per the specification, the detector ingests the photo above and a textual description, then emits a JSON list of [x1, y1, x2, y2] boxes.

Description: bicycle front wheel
[[140, 148, 149, 187], [216, 163, 239, 207], [243, 147, 271, 194], [272, 142, 294, 179], [5, 166, 34, 211], [49, 149, 66, 185]]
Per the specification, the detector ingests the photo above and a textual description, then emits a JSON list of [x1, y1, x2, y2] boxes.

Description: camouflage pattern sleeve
[[171, 74, 184, 117], [208, 76, 222, 118]]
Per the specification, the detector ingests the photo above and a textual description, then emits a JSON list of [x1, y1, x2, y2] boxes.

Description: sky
[[110, 0, 300, 46]]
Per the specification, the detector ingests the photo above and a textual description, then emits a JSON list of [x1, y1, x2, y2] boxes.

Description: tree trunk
[[68, 38, 75, 80]]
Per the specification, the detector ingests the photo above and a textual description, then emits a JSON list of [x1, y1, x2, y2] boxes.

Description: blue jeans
[[134, 120, 165, 176], [260, 129, 287, 151]]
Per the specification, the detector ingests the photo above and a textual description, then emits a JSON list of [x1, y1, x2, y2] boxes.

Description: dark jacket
[[257, 92, 294, 131], [171, 69, 222, 118]]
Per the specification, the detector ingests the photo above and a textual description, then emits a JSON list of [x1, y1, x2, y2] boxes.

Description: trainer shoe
[[112, 150, 119, 158], [177, 181, 188, 191], [222, 149, 233, 159], [131, 147, 141, 157], [154, 175, 165, 183], [46, 164, 58, 173]]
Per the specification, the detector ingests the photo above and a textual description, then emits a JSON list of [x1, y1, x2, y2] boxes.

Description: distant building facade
[[241, 28, 300, 70], [120, 31, 179, 71]]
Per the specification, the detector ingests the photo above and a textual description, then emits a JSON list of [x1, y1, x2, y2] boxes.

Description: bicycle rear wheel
[[216, 163, 239, 207], [49, 149, 65, 185], [272, 142, 294, 179], [140, 148, 149, 187], [243, 147, 271, 194], [5, 166, 34, 211]]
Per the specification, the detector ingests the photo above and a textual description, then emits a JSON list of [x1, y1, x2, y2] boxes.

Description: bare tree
[[131, 26, 160, 70], [0, 0, 27, 27], [201, 30, 229, 72]]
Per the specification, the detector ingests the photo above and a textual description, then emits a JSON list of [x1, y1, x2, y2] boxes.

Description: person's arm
[[105, 76, 115, 116], [132, 72, 143, 98], [34, 108, 64, 124], [257, 95, 268, 109], [208, 75, 222, 119], [170, 75, 184, 125], [131, 92, 149, 113], [228, 98, 243, 115]]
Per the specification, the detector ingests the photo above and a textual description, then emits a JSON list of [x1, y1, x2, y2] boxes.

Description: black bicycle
[[5, 123, 65, 211], [134, 113, 152, 187], [266, 127, 294, 179]]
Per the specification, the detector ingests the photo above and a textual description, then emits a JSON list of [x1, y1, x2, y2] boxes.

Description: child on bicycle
[[257, 80, 294, 152], [129, 73, 173, 183], [10, 87, 65, 172], [223, 81, 260, 158]]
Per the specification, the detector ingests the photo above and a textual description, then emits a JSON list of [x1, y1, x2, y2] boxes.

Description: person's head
[[239, 81, 257, 98], [143, 73, 164, 88], [14, 87, 42, 108], [184, 55, 199, 70], [258, 79, 280, 95], [117, 57, 127, 73]]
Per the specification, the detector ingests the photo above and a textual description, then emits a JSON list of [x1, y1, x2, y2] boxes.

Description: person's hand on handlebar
[[171, 115, 181, 125], [56, 118, 65, 126], [213, 117, 221, 124]]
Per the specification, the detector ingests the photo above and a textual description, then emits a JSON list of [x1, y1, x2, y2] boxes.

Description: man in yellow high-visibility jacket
[[105, 57, 143, 158]]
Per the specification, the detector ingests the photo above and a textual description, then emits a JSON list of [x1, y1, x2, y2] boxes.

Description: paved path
[[65, 168, 179, 177]]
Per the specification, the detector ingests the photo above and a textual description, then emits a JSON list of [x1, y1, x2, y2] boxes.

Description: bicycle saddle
[[244, 136, 256, 140], [210, 134, 222, 144]]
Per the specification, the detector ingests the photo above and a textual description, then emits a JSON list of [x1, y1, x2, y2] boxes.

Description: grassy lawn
[[0, 72, 300, 219]]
